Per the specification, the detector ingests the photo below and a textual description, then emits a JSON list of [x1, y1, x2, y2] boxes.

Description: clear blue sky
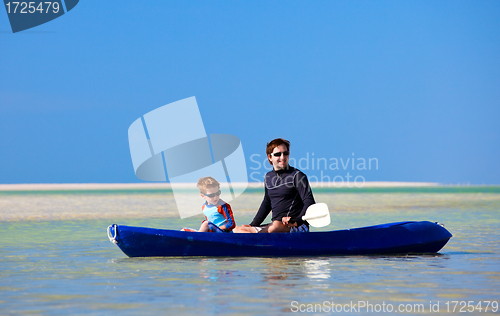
[[1, 1, 499, 184]]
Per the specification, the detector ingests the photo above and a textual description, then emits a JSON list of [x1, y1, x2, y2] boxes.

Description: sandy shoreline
[[0, 182, 497, 222], [0, 181, 461, 191]]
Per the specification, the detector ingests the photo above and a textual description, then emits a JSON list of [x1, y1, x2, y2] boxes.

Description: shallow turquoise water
[[1, 188, 500, 315]]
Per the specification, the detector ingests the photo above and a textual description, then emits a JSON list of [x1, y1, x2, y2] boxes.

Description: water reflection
[[252, 258, 334, 290], [302, 259, 332, 279], [198, 258, 237, 283]]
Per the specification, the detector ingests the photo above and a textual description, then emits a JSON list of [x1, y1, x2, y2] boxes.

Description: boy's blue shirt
[[202, 200, 228, 228]]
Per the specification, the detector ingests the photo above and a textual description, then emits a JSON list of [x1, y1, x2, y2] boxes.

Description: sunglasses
[[272, 151, 290, 157], [203, 190, 221, 198]]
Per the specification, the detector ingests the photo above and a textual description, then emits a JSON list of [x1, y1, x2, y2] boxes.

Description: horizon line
[[0, 181, 497, 191]]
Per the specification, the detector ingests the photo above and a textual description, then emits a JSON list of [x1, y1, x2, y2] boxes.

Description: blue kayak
[[107, 221, 452, 257]]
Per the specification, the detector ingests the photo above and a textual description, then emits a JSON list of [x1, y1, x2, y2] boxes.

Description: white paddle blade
[[302, 203, 331, 227]]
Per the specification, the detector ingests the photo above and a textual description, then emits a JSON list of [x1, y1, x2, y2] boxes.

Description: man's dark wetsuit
[[250, 166, 315, 227]]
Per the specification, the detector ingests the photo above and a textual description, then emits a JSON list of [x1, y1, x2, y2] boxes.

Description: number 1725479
[[5, 2, 60, 14], [444, 301, 498, 313]]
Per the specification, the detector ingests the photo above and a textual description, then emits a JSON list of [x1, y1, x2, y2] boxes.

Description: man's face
[[269, 144, 290, 171]]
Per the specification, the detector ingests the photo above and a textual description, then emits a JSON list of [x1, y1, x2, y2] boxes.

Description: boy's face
[[201, 186, 221, 205]]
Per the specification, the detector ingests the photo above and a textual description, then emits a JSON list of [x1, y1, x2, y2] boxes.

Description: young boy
[[183, 176, 236, 233]]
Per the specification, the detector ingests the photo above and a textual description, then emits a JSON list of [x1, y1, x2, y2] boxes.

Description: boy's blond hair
[[197, 176, 220, 194]]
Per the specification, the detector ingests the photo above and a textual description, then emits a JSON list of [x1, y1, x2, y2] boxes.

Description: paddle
[[290, 203, 331, 227]]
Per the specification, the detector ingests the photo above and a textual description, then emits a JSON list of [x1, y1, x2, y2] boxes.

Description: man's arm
[[295, 171, 315, 225], [249, 187, 271, 226]]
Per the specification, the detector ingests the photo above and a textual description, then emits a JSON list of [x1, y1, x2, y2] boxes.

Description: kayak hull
[[107, 221, 452, 258]]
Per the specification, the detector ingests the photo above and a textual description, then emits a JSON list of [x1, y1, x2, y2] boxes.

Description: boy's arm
[[219, 203, 235, 231], [202, 204, 208, 223]]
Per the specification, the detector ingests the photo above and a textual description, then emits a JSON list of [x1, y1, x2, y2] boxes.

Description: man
[[234, 138, 315, 233]]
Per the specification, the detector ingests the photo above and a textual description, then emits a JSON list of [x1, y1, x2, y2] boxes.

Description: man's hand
[[282, 217, 298, 227]]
